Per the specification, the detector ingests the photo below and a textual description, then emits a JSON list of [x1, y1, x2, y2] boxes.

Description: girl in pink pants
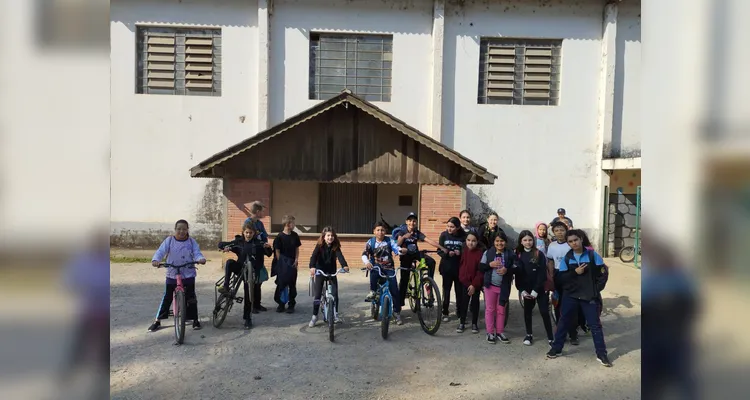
[[479, 232, 515, 344]]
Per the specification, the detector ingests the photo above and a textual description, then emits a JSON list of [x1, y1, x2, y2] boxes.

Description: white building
[[110, 0, 641, 255]]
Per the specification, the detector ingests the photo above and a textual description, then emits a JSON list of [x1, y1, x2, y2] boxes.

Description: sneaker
[[597, 354, 613, 367], [442, 315, 449, 322], [570, 337, 580, 346], [497, 333, 510, 344], [394, 313, 403, 325], [285, 305, 295, 314], [147, 321, 161, 332], [217, 286, 229, 294], [486, 333, 496, 344], [581, 324, 589, 334], [252, 307, 260, 314], [192, 320, 202, 330], [276, 304, 285, 313], [244, 319, 253, 330], [523, 335, 533, 346], [546, 348, 562, 359], [365, 291, 376, 301], [334, 314, 342, 324], [257, 304, 268, 312], [548, 339, 554, 348], [456, 324, 465, 333], [471, 324, 479, 334], [308, 315, 318, 328]]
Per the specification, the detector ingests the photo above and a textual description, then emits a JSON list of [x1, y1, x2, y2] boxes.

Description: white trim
[[257, 0, 272, 132], [430, 0, 445, 141], [602, 157, 642, 170]]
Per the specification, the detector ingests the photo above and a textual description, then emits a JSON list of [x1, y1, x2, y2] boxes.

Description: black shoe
[[456, 324, 465, 333], [523, 335, 533, 346], [285, 305, 295, 314], [471, 324, 479, 334], [546, 349, 562, 359], [244, 319, 253, 330], [147, 321, 161, 332], [257, 305, 268, 312], [597, 354, 613, 367], [486, 333, 496, 344], [581, 324, 589, 334], [252, 308, 260, 314], [193, 320, 202, 330], [218, 286, 229, 294], [497, 333, 510, 344], [570, 337, 580, 346], [548, 339, 554, 348], [276, 305, 285, 313]]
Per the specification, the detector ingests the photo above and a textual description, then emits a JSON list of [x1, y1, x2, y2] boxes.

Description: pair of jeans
[[369, 268, 401, 313], [442, 272, 460, 316], [155, 278, 198, 321], [551, 295, 608, 356], [554, 276, 581, 339], [312, 275, 339, 315], [483, 285, 506, 335], [457, 284, 480, 325], [523, 293, 554, 340]]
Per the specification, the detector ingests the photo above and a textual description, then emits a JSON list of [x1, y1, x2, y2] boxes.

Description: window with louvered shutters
[[136, 27, 222, 96], [478, 38, 561, 106]]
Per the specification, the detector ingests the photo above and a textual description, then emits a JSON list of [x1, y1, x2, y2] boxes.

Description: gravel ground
[[110, 253, 641, 399]]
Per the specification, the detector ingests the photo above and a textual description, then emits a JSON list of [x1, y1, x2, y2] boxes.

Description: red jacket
[[459, 246, 484, 289]]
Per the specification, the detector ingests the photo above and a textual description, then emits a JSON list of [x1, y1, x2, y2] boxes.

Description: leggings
[[457, 283, 481, 325], [523, 293, 554, 340], [312, 275, 339, 315], [441, 273, 460, 316]]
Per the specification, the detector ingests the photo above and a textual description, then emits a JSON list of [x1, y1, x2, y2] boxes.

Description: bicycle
[[364, 265, 400, 340], [311, 268, 347, 342], [618, 244, 641, 263], [213, 250, 257, 328], [154, 261, 199, 345], [402, 249, 442, 335]]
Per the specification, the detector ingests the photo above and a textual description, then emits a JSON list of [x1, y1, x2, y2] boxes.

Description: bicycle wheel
[[212, 293, 232, 328], [327, 296, 335, 342], [619, 246, 635, 263], [380, 296, 391, 340], [174, 290, 186, 344], [518, 291, 525, 308], [407, 271, 418, 313], [248, 268, 256, 310], [416, 277, 441, 335]]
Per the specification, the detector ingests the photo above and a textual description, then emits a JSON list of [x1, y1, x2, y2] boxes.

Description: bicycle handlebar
[[156, 261, 199, 269], [361, 265, 400, 278], [315, 268, 348, 277]]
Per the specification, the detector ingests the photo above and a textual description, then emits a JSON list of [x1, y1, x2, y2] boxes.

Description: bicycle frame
[[371, 266, 398, 320]]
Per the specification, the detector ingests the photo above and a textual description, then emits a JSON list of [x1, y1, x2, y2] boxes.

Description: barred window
[[478, 38, 562, 106], [309, 33, 393, 102], [136, 27, 222, 96]]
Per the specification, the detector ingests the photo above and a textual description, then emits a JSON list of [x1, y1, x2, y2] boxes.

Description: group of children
[[146, 203, 612, 367]]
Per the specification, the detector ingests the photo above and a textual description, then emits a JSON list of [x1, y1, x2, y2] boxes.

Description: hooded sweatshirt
[[152, 235, 205, 281], [458, 245, 484, 289], [515, 248, 548, 295], [534, 222, 551, 256]]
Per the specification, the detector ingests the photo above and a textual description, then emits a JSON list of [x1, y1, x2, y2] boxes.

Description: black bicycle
[[212, 248, 256, 328]]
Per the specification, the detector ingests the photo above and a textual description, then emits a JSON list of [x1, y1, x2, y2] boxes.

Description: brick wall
[[419, 184, 464, 241], [226, 179, 272, 239]]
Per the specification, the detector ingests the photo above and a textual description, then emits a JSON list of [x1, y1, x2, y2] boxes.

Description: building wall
[[270, 181, 319, 233], [376, 184, 420, 229], [609, 0, 641, 158]]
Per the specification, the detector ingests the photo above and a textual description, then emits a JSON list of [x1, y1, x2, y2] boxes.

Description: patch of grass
[[110, 255, 153, 264]]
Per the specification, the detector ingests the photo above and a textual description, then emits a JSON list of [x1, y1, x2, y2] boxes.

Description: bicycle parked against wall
[[402, 249, 442, 335], [311, 268, 347, 342], [364, 266, 399, 340], [618, 242, 641, 263], [154, 261, 199, 345]]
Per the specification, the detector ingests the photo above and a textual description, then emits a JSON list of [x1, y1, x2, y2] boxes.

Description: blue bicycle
[[364, 265, 399, 340]]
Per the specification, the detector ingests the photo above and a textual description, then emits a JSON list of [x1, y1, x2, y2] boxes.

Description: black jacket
[[514, 249, 548, 295], [476, 224, 504, 250], [557, 249, 608, 301], [218, 235, 272, 270], [478, 247, 516, 303], [309, 244, 348, 274]]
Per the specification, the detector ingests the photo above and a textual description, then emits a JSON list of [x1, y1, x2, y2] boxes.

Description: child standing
[[242, 201, 272, 311], [477, 212, 504, 250], [148, 220, 207, 332], [459, 210, 479, 236], [547, 229, 611, 367], [479, 232, 516, 344], [218, 223, 272, 329], [534, 222, 551, 256], [273, 215, 302, 314], [362, 222, 406, 325], [308, 227, 349, 327], [515, 230, 554, 346], [457, 232, 484, 334], [438, 217, 466, 322], [546, 221, 580, 344]]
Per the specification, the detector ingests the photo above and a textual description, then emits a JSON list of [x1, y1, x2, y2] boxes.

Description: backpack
[[390, 224, 407, 240]]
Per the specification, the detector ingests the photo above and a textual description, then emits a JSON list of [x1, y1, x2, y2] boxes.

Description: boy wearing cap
[[392, 213, 447, 308], [551, 208, 574, 229]]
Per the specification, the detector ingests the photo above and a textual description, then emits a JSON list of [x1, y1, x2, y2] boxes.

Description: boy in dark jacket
[[546, 230, 612, 367], [515, 230, 554, 346]]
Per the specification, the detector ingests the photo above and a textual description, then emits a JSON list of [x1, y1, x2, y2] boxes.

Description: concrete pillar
[[430, 0, 445, 142], [257, 0, 272, 132]]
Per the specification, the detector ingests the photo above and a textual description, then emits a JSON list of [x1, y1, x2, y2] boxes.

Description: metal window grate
[[478, 38, 562, 106], [136, 27, 222, 96], [309, 33, 393, 102]]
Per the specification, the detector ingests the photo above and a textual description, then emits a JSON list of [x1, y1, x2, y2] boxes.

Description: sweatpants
[[441, 272, 460, 316], [369, 269, 401, 313], [155, 277, 198, 321], [483, 285, 506, 335], [457, 284, 481, 325], [312, 275, 339, 315], [554, 276, 580, 339], [523, 293, 554, 340], [551, 295, 608, 357]]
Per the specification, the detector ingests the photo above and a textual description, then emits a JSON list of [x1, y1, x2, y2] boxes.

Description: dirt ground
[[110, 252, 641, 400]]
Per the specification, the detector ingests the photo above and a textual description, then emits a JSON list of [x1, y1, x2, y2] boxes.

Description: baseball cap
[[557, 208, 566, 214], [406, 212, 418, 220]]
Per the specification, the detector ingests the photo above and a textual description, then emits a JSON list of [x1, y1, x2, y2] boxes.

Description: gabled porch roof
[[190, 90, 496, 185]]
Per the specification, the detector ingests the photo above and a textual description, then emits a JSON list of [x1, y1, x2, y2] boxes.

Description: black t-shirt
[[439, 230, 466, 275], [273, 231, 301, 260]]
